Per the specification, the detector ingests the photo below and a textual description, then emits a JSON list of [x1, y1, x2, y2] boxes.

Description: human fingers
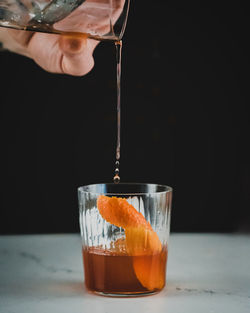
[[58, 35, 99, 76]]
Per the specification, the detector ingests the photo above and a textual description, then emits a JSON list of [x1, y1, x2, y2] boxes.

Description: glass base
[[91, 290, 161, 297]]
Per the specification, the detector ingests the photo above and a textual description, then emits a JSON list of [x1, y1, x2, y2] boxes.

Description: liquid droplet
[[113, 174, 120, 184], [115, 160, 120, 167], [115, 168, 119, 175]]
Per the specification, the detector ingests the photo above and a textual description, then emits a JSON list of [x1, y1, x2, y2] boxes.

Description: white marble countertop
[[0, 233, 249, 313]]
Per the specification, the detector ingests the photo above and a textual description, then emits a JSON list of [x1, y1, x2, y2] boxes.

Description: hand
[[0, 0, 126, 76], [1, 28, 99, 76]]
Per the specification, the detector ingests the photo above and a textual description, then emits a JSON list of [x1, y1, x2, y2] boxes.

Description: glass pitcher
[[0, 0, 130, 41]]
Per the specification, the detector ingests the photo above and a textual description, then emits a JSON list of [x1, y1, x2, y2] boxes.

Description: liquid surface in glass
[[83, 245, 168, 295]]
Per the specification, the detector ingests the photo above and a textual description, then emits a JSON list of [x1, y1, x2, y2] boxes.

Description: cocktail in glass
[[78, 183, 172, 296]]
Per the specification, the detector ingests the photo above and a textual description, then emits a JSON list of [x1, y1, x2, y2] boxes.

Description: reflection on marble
[[0, 234, 249, 313]]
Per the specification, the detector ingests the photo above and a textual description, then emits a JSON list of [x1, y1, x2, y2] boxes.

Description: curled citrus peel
[[97, 195, 164, 290], [97, 196, 150, 229]]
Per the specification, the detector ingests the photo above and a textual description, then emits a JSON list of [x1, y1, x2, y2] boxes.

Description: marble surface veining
[[0, 233, 250, 313]]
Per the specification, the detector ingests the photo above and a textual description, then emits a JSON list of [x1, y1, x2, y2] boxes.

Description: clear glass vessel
[[78, 183, 173, 297], [0, 0, 130, 40]]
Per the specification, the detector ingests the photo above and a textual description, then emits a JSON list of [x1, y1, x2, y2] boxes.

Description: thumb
[[59, 35, 99, 76]]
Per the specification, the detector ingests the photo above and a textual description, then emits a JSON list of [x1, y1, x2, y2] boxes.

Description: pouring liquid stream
[[0, 14, 124, 184], [113, 40, 122, 184]]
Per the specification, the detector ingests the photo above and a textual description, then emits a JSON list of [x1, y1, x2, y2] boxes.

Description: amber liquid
[[0, 22, 119, 41], [83, 246, 168, 295], [113, 40, 122, 184]]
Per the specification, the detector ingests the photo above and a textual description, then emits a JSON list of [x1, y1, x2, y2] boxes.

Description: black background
[[0, 1, 249, 234]]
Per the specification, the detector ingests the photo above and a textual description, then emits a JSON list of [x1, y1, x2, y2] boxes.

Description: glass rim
[[78, 182, 173, 196]]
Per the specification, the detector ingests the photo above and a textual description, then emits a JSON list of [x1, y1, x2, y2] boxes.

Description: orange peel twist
[[97, 195, 164, 290]]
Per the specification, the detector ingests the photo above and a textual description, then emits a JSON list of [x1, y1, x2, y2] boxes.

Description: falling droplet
[[113, 174, 120, 184]]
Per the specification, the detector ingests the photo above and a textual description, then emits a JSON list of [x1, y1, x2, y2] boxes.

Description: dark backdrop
[[0, 1, 249, 234]]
